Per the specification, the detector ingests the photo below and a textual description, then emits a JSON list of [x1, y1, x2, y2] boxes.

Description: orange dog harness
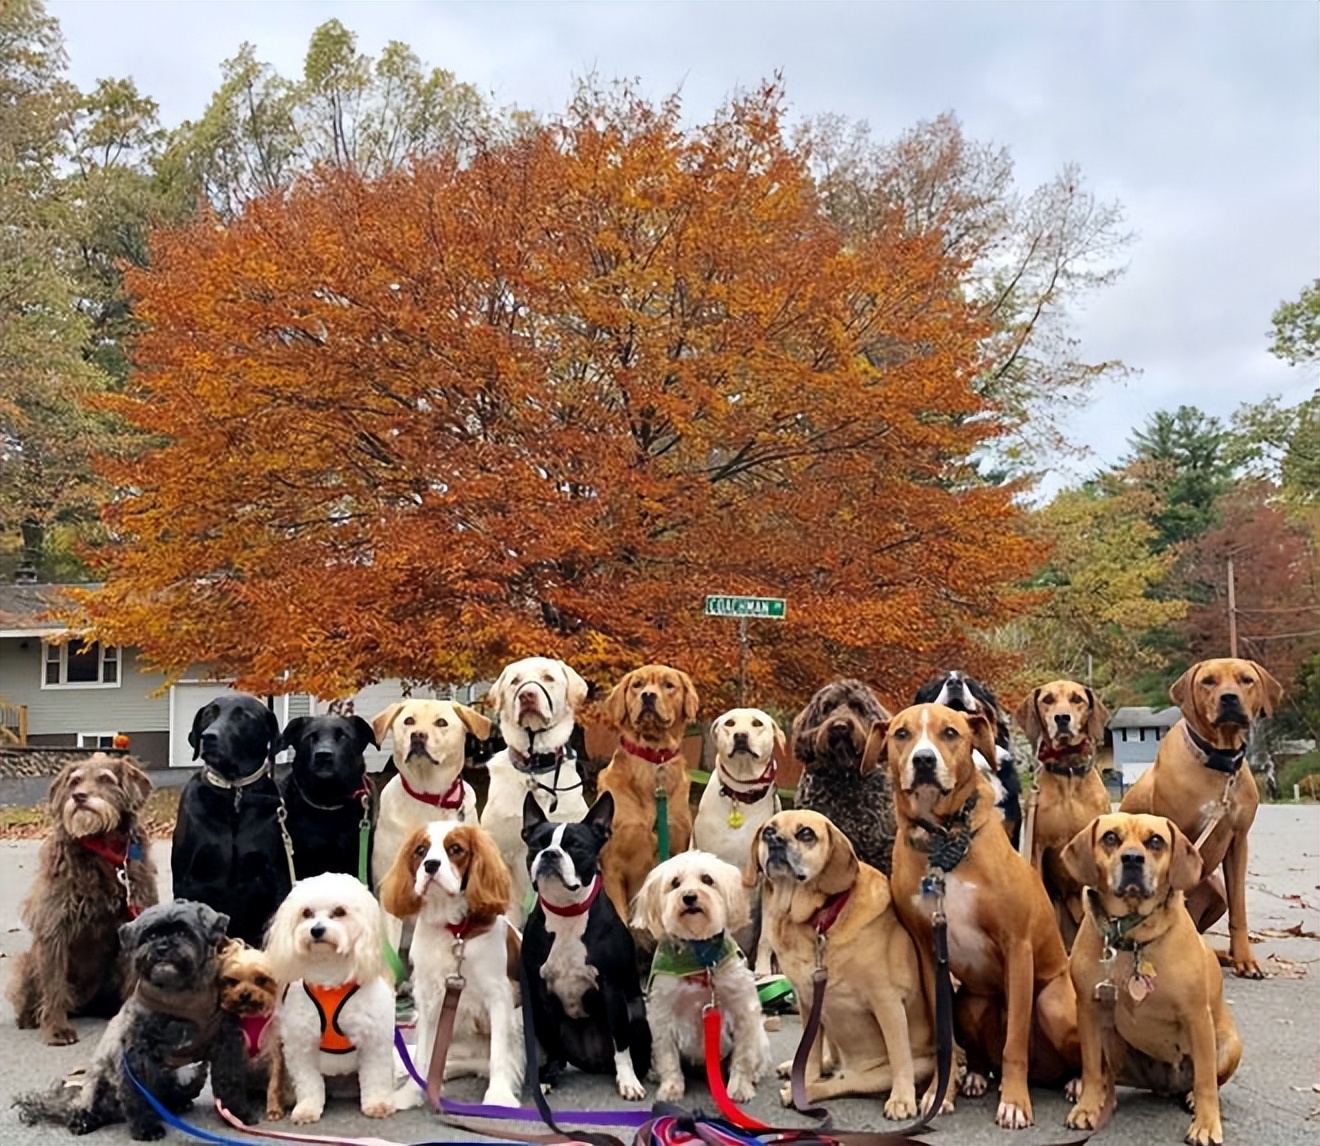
[[300, 980, 360, 1054]]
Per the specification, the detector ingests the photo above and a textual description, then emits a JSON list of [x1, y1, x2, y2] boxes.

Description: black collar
[[288, 772, 369, 813], [508, 741, 581, 814], [1184, 723, 1246, 775], [909, 790, 980, 874]]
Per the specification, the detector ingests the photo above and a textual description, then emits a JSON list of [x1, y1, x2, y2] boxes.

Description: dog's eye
[[511, 676, 522, 686], [751, 718, 763, 728], [301, 908, 314, 919], [700, 873, 714, 886], [724, 719, 735, 728], [1199, 676, 1216, 688], [220, 977, 237, 989], [663, 680, 675, 690], [1100, 830, 1121, 849], [1040, 694, 1054, 705], [1238, 675, 1254, 686], [1146, 835, 1166, 852], [404, 716, 416, 726], [671, 877, 681, 889], [892, 727, 910, 741], [795, 826, 816, 843], [940, 726, 959, 740], [331, 906, 346, 918], [1068, 694, 1083, 705], [414, 842, 428, 857], [632, 681, 643, 690], [761, 825, 777, 840], [435, 718, 448, 728], [541, 673, 553, 683], [446, 843, 464, 858], [256, 976, 273, 991]]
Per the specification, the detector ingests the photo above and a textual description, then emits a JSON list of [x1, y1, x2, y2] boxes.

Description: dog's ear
[[453, 703, 492, 742], [455, 826, 512, 920], [46, 765, 73, 815], [206, 906, 232, 949], [1083, 688, 1110, 743], [676, 670, 700, 726], [582, 790, 615, 843], [859, 718, 889, 776], [117, 758, 153, 810], [188, 703, 214, 760], [1013, 689, 1043, 746], [278, 717, 308, 756], [629, 866, 667, 940], [1168, 663, 1200, 711], [1166, 818, 1204, 892], [370, 703, 404, 750], [521, 790, 549, 843], [603, 671, 634, 731], [817, 820, 860, 896], [965, 712, 999, 772], [484, 668, 510, 717], [790, 706, 816, 765], [713, 859, 750, 933], [770, 717, 787, 760], [563, 664, 590, 710], [742, 827, 765, 889], [348, 714, 378, 751], [1249, 661, 1284, 718], [263, 705, 280, 757], [379, 829, 426, 919], [1061, 820, 1103, 889]]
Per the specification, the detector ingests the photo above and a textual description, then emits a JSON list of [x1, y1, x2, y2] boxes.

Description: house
[[1108, 705, 1182, 789]]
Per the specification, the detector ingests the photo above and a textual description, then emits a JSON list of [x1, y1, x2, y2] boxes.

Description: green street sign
[[704, 595, 787, 619]]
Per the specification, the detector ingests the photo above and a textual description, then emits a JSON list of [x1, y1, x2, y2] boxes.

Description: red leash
[[701, 1006, 769, 1132]]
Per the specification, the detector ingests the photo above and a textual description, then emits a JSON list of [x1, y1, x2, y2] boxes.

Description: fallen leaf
[[1265, 953, 1309, 979], [1249, 923, 1320, 941]]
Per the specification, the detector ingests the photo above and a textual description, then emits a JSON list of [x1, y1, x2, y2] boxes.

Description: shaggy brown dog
[[792, 679, 896, 874], [8, 754, 159, 1045]]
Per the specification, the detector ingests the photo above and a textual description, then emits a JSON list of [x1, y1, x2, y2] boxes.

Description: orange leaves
[[80, 82, 1036, 706]]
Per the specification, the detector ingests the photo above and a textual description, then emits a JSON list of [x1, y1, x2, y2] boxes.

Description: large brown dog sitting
[[752, 810, 934, 1118], [869, 704, 1078, 1130], [1121, 658, 1283, 978], [1063, 813, 1242, 1145], [1015, 680, 1111, 950], [8, 755, 159, 1045], [596, 664, 699, 920]]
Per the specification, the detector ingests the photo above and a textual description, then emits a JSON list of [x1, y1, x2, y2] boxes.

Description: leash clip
[[921, 871, 947, 923], [814, 931, 828, 970], [446, 972, 467, 992]]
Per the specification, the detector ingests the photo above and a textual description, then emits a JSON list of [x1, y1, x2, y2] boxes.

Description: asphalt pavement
[[0, 805, 1316, 1146]]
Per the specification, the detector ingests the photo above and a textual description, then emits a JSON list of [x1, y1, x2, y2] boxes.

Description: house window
[[77, 732, 117, 749], [42, 641, 121, 688]]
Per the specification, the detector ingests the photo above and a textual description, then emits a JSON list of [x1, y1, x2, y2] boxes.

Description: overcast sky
[[50, 1, 1319, 484]]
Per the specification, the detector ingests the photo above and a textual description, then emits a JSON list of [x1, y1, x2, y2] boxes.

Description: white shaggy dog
[[632, 852, 770, 1104], [371, 700, 492, 945], [380, 820, 524, 1109], [479, 658, 590, 925], [264, 873, 397, 1124]]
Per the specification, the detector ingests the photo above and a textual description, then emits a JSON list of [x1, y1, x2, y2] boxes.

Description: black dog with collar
[[171, 696, 290, 946], [278, 714, 378, 883]]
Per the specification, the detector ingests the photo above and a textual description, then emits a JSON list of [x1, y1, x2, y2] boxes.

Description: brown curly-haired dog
[[8, 754, 159, 1045], [792, 680, 897, 874]]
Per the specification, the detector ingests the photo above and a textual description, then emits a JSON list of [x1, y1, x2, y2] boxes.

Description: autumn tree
[[80, 82, 1038, 706]]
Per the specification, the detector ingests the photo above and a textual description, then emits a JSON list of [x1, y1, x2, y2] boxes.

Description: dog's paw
[[1185, 1112, 1223, 1146], [1066, 1100, 1103, 1130], [392, 1085, 424, 1111], [361, 1100, 393, 1119], [1064, 1077, 1083, 1103], [616, 1071, 646, 1102], [776, 1059, 793, 1079], [779, 1082, 794, 1107], [1183, 1090, 1197, 1113], [44, 1024, 79, 1046], [129, 1123, 167, 1142], [960, 1071, 988, 1098], [290, 1101, 323, 1124], [727, 1074, 756, 1104], [883, 1091, 918, 1121], [68, 1111, 99, 1136], [265, 1103, 285, 1122], [655, 1078, 685, 1103], [919, 1085, 955, 1116], [481, 1088, 519, 1109], [996, 1094, 1033, 1130]]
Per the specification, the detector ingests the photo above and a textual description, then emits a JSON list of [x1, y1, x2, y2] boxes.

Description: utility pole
[[1226, 556, 1238, 658]]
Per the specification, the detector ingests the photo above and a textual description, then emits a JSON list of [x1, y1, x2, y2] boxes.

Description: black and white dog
[[172, 696, 291, 947], [520, 792, 651, 1101], [278, 714, 378, 882], [912, 670, 1023, 847]]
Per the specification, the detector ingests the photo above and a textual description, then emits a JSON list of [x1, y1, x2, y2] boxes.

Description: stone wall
[[0, 745, 128, 779]]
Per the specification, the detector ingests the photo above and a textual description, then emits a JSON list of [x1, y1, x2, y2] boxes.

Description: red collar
[[811, 888, 853, 935], [619, 737, 683, 765], [539, 876, 601, 918], [399, 772, 465, 809], [445, 914, 495, 941], [717, 758, 778, 803], [1036, 739, 1091, 765], [78, 832, 131, 867]]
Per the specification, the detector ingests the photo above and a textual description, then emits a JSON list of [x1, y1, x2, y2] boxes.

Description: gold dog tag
[[1128, 960, 1157, 1004], [727, 809, 745, 829]]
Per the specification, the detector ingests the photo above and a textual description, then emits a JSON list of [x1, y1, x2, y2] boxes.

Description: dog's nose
[[410, 730, 427, 744], [1219, 693, 1244, 711], [732, 732, 750, 752], [72, 791, 88, 805], [309, 922, 326, 940], [423, 858, 440, 875], [312, 750, 334, 767], [201, 729, 219, 745], [682, 891, 699, 908], [910, 748, 938, 776], [1054, 713, 1071, 729], [827, 721, 850, 742], [641, 691, 657, 708], [1120, 849, 1145, 867]]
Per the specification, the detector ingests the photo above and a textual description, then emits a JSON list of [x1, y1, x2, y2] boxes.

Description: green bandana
[[649, 933, 741, 982]]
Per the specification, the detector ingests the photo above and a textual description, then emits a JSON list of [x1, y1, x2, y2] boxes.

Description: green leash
[[354, 785, 407, 986], [655, 788, 670, 862]]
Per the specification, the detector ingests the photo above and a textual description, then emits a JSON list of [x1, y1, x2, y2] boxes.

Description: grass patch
[[1278, 749, 1320, 799], [0, 786, 182, 840]]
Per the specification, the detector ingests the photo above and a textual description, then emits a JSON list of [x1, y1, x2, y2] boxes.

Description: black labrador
[[278, 714, 378, 883], [171, 695, 290, 947]]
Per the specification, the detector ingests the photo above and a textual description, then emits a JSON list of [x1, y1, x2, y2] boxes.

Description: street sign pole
[[738, 616, 748, 706]]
